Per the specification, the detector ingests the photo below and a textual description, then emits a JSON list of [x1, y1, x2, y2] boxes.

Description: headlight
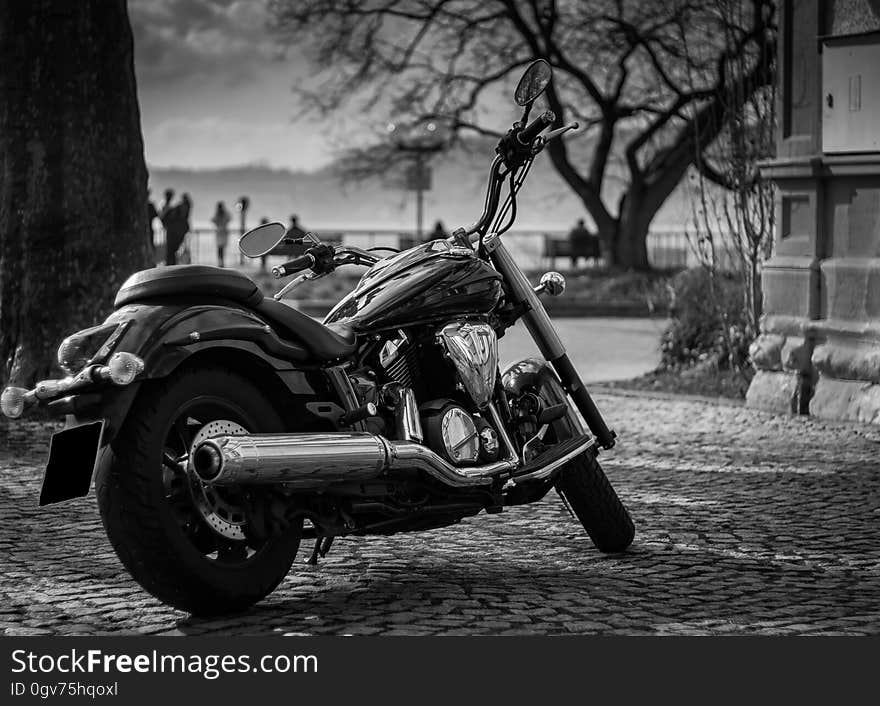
[[57, 322, 123, 374]]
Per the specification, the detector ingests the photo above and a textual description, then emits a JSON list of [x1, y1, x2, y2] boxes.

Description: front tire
[[555, 450, 635, 553], [95, 366, 302, 615]]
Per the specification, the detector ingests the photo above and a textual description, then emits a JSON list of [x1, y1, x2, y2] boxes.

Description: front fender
[[501, 357, 586, 440]]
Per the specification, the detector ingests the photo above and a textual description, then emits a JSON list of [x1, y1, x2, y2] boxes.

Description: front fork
[[490, 240, 616, 449]]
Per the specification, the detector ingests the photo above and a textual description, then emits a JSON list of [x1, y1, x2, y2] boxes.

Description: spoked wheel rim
[[160, 397, 264, 565]]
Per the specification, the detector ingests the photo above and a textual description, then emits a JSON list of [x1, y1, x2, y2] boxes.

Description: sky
[[127, 0, 701, 231], [130, 0, 335, 171]]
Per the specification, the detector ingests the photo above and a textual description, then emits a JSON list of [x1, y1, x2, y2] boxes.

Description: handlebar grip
[[517, 110, 556, 145], [272, 253, 315, 279]]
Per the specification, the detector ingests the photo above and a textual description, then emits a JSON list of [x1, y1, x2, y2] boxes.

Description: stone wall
[[747, 0, 880, 423]]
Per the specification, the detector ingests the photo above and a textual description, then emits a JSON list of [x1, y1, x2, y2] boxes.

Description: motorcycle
[[1, 60, 634, 615]]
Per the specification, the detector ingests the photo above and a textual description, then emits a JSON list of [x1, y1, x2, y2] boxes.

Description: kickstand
[[305, 536, 335, 565], [556, 488, 576, 520]]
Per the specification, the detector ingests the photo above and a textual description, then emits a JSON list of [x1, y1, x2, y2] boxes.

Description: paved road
[[500, 317, 663, 383], [1, 392, 878, 636]]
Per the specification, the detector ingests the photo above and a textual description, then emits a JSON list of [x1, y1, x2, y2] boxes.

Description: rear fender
[[67, 301, 326, 445]]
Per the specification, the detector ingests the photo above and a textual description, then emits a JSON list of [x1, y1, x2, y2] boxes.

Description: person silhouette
[[430, 220, 447, 240], [212, 201, 231, 267], [567, 217, 599, 268]]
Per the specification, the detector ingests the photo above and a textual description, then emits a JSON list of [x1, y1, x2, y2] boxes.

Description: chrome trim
[[397, 386, 423, 443], [437, 321, 498, 409], [196, 431, 517, 489], [521, 423, 549, 462], [490, 241, 566, 360], [487, 403, 518, 463], [387, 441, 511, 486], [193, 433, 390, 487], [193, 427, 590, 490], [274, 269, 320, 301], [511, 437, 595, 484], [535, 271, 566, 297]]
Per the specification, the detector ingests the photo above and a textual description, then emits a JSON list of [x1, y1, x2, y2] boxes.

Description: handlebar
[[517, 110, 555, 146], [271, 253, 316, 278]]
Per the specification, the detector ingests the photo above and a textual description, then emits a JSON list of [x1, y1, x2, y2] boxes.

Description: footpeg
[[306, 536, 335, 565]]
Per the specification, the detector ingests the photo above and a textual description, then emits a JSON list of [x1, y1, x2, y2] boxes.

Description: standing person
[[280, 214, 308, 258], [163, 193, 192, 266], [430, 220, 447, 240], [567, 217, 599, 268], [211, 201, 231, 267], [286, 213, 306, 241], [258, 217, 270, 272], [146, 190, 158, 260], [158, 188, 176, 264], [159, 188, 175, 219], [177, 193, 193, 264]]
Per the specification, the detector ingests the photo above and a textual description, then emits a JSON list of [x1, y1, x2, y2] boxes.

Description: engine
[[375, 320, 501, 466]]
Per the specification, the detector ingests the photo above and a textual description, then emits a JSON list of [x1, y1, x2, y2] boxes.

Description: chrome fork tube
[[490, 241, 616, 449], [490, 241, 566, 361]]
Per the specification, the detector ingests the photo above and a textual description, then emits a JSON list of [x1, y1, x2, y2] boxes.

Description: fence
[[156, 226, 728, 272]]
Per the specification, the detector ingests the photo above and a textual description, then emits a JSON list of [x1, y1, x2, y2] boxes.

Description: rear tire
[[554, 450, 635, 553], [95, 366, 302, 615]]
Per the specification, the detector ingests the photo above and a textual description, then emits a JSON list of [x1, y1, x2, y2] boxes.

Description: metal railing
[[152, 226, 724, 272]]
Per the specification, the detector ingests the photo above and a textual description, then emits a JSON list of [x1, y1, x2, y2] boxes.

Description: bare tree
[[0, 0, 150, 387], [683, 0, 775, 375], [270, 0, 776, 270]]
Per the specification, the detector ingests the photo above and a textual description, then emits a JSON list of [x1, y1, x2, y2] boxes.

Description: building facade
[[748, 0, 880, 423]]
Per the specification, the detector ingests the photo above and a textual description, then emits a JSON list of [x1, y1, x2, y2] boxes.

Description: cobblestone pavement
[[1, 392, 878, 636]]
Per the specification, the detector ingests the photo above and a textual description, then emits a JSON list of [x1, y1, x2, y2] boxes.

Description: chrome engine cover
[[437, 321, 498, 409]]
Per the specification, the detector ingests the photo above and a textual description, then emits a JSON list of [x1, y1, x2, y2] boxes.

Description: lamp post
[[387, 121, 446, 240], [235, 196, 249, 266]]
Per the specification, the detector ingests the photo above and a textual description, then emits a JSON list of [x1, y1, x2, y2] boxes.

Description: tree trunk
[[0, 0, 149, 387], [609, 193, 651, 271]]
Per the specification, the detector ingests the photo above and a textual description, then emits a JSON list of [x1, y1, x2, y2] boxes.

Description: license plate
[[39, 421, 104, 506]]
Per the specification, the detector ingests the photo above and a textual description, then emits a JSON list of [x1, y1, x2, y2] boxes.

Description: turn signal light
[[107, 352, 144, 386], [1, 387, 27, 419]]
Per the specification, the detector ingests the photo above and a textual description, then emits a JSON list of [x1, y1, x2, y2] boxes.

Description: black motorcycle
[[1, 60, 633, 615]]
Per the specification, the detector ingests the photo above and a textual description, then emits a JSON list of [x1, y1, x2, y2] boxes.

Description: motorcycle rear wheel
[[95, 366, 302, 615], [554, 450, 635, 553]]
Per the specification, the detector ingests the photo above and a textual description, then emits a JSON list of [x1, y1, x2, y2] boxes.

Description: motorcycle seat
[[114, 266, 357, 362], [115, 265, 263, 308], [252, 297, 357, 361]]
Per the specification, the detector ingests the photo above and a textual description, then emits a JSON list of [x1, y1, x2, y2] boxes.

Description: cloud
[[144, 116, 329, 170], [129, 0, 286, 88]]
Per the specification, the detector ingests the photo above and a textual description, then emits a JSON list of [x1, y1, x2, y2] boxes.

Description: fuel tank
[[324, 240, 502, 332]]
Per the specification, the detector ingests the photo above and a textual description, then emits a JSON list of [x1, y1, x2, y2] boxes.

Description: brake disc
[[187, 420, 249, 541]]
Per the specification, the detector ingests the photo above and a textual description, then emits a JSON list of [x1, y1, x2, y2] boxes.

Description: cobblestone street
[[1, 391, 878, 636]]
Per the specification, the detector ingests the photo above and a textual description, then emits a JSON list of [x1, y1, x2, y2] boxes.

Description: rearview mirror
[[239, 221, 286, 258], [514, 59, 552, 106]]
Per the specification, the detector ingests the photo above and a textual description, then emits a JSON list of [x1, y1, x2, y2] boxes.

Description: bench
[[543, 234, 602, 267]]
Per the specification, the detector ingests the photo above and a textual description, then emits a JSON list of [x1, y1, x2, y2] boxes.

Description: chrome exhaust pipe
[[192, 432, 514, 490]]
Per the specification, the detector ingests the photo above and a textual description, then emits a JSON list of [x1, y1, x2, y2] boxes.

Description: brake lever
[[273, 270, 320, 301], [539, 122, 580, 145]]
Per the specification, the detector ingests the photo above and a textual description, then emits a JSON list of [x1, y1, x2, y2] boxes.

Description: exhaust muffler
[[192, 432, 515, 490]]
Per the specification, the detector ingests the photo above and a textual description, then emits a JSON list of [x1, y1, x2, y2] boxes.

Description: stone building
[[747, 0, 880, 423]]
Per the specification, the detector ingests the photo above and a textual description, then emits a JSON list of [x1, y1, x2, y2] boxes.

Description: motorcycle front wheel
[[554, 449, 635, 553], [95, 366, 302, 616]]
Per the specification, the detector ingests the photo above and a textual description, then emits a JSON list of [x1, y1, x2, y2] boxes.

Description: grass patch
[[605, 360, 753, 400]]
